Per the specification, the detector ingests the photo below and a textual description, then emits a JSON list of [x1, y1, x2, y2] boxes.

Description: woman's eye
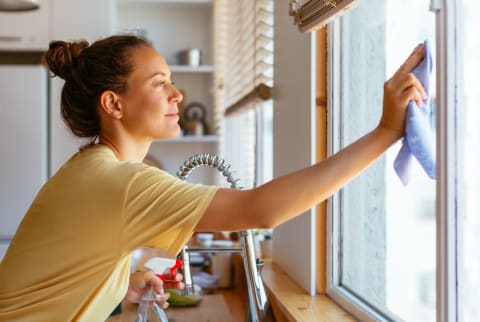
[[155, 81, 165, 87]]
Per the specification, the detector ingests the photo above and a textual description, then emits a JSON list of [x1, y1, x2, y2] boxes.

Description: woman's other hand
[[379, 44, 427, 139], [125, 269, 184, 309]]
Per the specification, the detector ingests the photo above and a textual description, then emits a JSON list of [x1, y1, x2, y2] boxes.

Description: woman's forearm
[[250, 126, 400, 227], [197, 126, 400, 231]]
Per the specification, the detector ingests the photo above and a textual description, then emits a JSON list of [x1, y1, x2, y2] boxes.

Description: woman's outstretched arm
[[196, 44, 427, 232]]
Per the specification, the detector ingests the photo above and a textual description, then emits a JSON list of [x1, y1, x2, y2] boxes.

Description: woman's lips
[[165, 113, 179, 122]]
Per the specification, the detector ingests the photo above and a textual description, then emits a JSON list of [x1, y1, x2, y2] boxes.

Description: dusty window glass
[[458, 1, 480, 321], [334, 0, 436, 320]]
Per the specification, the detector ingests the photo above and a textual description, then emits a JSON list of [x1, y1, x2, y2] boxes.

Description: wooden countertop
[[106, 294, 234, 322]]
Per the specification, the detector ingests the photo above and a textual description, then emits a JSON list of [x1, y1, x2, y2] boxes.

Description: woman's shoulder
[[50, 145, 158, 184]]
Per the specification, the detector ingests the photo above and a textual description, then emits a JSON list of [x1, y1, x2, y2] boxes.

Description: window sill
[[262, 260, 356, 321]]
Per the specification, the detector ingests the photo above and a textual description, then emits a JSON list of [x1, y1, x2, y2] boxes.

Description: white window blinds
[[289, 0, 359, 32], [213, 0, 273, 188]]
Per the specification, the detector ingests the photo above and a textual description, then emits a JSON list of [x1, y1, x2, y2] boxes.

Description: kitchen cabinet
[[115, 0, 219, 184], [0, 0, 51, 51], [0, 0, 115, 52], [0, 65, 48, 260]]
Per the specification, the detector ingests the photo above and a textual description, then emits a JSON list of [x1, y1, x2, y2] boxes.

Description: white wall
[[272, 5, 317, 295]]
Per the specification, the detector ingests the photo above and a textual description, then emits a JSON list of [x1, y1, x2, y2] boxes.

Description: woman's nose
[[168, 85, 183, 104]]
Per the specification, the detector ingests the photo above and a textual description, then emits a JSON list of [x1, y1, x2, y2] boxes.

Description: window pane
[[335, 0, 436, 320], [259, 101, 273, 184], [459, 1, 480, 321]]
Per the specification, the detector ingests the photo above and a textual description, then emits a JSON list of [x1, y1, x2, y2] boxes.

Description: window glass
[[333, 0, 436, 320], [259, 101, 273, 184], [459, 1, 480, 321]]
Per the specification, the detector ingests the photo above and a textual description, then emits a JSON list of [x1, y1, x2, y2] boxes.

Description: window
[[270, 0, 479, 320], [328, 0, 436, 320], [324, 0, 480, 321]]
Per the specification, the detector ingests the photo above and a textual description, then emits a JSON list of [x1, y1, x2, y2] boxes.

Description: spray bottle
[[135, 258, 183, 322]]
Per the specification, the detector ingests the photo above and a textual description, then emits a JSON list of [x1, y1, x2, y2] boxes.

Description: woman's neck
[[98, 135, 151, 162]]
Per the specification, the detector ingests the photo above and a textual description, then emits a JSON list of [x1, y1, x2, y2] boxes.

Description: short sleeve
[[121, 166, 218, 256]]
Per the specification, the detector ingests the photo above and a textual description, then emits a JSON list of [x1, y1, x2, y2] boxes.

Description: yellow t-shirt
[[0, 145, 218, 321]]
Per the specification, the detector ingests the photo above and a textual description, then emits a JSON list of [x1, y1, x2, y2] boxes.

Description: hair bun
[[43, 40, 89, 80]]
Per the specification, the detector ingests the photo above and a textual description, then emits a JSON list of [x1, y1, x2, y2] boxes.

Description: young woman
[[0, 35, 426, 321]]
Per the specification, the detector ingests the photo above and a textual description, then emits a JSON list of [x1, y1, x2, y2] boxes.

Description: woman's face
[[118, 46, 183, 141]]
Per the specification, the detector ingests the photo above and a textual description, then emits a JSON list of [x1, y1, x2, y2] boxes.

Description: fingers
[[143, 270, 159, 288], [155, 292, 171, 309], [393, 44, 425, 78], [400, 85, 424, 108], [143, 269, 184, 309], [406, 73, 427, 100], [387, 44, 427, 108], [396, 73, 427, 108], [144, 271, 171, 308], [146, 273, 166, 295], [379, 43, 429, 136], [386, 66, 426, 108]]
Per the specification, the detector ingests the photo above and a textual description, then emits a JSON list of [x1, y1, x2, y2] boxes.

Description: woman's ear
[[99, 91, 122, 119]]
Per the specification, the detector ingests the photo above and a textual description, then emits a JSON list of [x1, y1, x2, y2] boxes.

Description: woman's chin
[[156, 128, 181, 140]]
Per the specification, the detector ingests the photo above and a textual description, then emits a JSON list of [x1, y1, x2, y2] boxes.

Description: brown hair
[[42, 34, 152, 140]]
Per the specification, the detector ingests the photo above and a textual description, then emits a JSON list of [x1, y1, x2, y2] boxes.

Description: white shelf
[[155, 135, 217, 143], [169, 65, 214, 73]]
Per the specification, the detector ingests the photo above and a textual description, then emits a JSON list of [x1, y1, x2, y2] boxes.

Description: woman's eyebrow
[[149, 71, 169, 79]]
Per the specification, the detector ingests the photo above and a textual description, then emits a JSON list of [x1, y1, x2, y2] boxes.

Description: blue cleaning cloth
[[394, 40, 436, 185]]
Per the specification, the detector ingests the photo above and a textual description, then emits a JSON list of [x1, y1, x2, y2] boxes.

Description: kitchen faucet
[[176, 154, 275, 322]]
